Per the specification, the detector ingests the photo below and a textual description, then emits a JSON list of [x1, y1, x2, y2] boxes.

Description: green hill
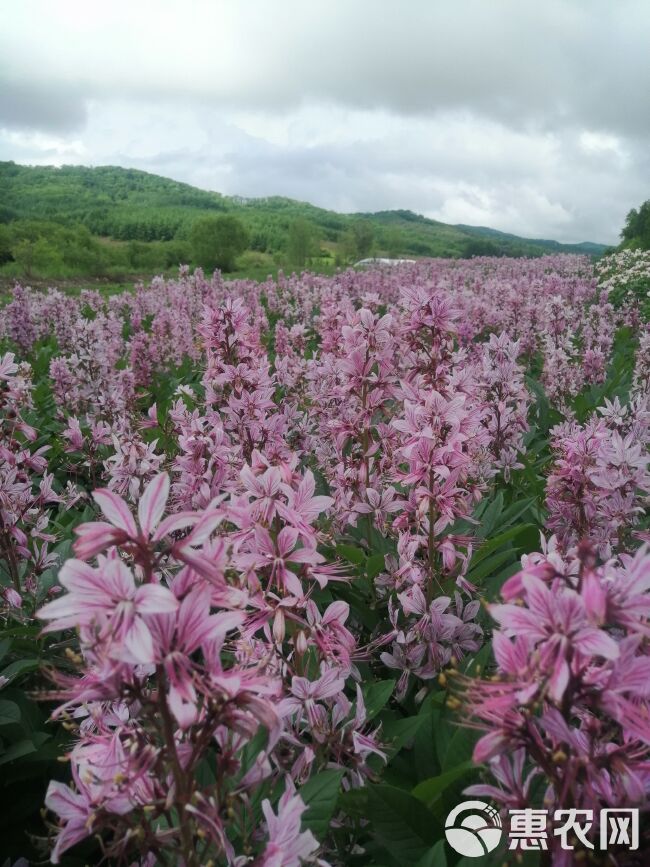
[[452, 223, 608, 256], [0, 161, 609, 282]]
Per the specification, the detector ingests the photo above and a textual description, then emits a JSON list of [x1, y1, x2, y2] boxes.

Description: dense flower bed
[[0, 254, 648, 865]]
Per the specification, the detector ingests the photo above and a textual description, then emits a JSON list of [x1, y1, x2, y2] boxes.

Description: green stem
[[427, 469, 437, 603], [156, 667, 197, 867]]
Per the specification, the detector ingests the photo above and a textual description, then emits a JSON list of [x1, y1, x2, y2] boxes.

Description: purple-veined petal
[[123, 618, 156, 664], [153, 511, 200, 540], [575, 627, 619, 660], [134, 583, 179, 615], [93, 489, 138, 536], [138, 472, 170, 536], [73, 522, 122, 558]]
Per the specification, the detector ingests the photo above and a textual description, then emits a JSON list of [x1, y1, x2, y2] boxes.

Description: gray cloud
[[0, 80, 86, 132], [2, 1, 650, 133]]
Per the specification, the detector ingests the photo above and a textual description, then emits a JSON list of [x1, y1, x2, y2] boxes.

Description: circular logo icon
[[445, 800, 503, 858]]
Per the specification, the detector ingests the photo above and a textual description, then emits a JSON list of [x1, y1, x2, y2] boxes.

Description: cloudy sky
[[1, 0, 649, 244]]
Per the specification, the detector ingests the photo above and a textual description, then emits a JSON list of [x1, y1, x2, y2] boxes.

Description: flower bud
[[273, 608, 285, 643], [295, 630, 308, 655]]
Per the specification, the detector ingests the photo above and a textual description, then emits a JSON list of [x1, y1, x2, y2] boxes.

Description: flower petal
[[124, 618, 156, 664], [134, 583, 179, 615], [93, 489, 138, 536], [138, 472, 170, 536]]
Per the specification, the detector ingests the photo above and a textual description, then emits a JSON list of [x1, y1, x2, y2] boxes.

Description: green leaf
[[483, 561, 525, 600], [27, 731, 51, 750], [0, 658, 40, 683], [362, 679, 395, 720], [0, 700, 21, 727], [415, 841, 448, 867], [333, 584, 379, 632], [460, 643, 493, 678], [0, 739, 37, 765], [337, 786, 368, 819], [0, 638, 12, 665], [335, 544, 365, 565], [497, 498, 536, 529], [441, 725, 480, 773], [470, 523, 534, 567], [384, 713, 431, 757], [194, 756, 217, 788], [467, 548, 521, 584], [0, 687, 43, 733], [366, 784, 440, 863], [239, 727, 269, 781], [300, 769, 344, 838], [413, 702, 440, 781], [412, 761, 474, 807], [477, 491, 503, 539], [0, 625, 41, 640], [367, 553, 386, 580]]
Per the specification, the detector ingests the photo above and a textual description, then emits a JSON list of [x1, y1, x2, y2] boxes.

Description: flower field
[[1, 253, 649, 865]]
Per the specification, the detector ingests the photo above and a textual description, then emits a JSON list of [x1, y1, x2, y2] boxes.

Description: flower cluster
[[596, 247, 650, 319], [37, 473, 323, 865], [474, 332, 530, 480], [0, 352, 75, 613], [461, 543, 650, 863], [546, 401, 650, 557]]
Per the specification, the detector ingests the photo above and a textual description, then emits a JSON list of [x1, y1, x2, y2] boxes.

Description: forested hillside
[[0, 161, 609, 281]]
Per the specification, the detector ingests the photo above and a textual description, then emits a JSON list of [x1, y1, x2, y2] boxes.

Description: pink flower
[[38, 556, 178, 664], [240, 464, 283, 523], [464, 544, 650, 848], [353, 486, 403, 526], [74, 472, 224, 580], [44, 781, 93, 864], [307, 600, 356, 669], [260, 784, 319, 867], [239, 526, 324, 598], [491, 573, 618, 701], [281, 667, 346, 728], [73, 472, 173, 558], [148, 586, 243, 727], [279, 469, 334, 532], [0, 351, 19, 380]]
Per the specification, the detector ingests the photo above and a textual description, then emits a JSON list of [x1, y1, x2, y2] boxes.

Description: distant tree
[[340, 221, 375, 262], [250, 230, 269, 252], [462, 238, 502, 258], [287, 218, 317, 267], [385, 228, 402, 258], [189, 215, 249, 272], [127, 240, 160, 270], [351, 220, 374, 258], [161, 240, 192, 269], [340, 229, 358, 263], [0, 224, 12, 265], [621, 201, 650, 250], [0, 205, 17, 223], [12, 237, 64, 277]]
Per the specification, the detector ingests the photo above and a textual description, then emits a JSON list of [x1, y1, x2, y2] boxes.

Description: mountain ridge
[[0, 161, 609, 259]]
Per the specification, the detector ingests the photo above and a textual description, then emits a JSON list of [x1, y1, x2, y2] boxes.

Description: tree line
[[0, 214, 385, 279]]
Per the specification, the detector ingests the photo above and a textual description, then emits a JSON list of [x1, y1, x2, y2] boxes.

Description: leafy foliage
[[189, 214, 250, 272]]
